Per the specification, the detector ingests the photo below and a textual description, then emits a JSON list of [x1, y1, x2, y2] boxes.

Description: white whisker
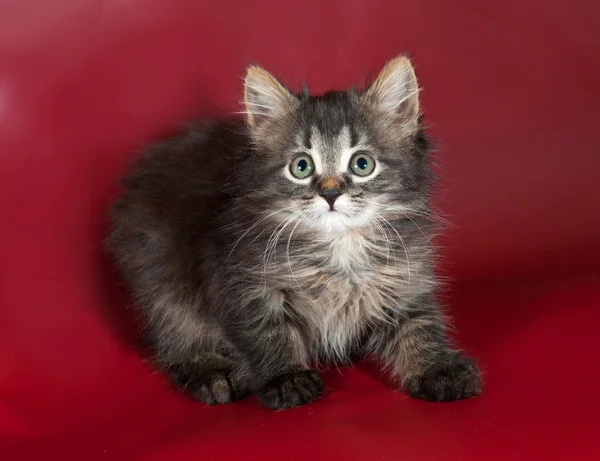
[[261, 210, 302, 291], [365, 210, 393, 271], [286, 216, 304, 289], [376, 213, 412, 284], [227, 206, 294, 260], [362, 200, 446, 253]]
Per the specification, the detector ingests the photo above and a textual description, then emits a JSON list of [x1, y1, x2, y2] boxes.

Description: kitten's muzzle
[[318, 177, 343, 210]]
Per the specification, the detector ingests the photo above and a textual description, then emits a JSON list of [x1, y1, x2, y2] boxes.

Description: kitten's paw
[[258, 371, 323, 410], [185, 369, 251, 405], [403, 353, 482, 402]]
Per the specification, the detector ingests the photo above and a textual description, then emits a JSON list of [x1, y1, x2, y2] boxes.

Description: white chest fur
[[287, 232, 416, 361]]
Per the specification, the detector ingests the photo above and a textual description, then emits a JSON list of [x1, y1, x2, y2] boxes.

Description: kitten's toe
[[175, 369, 251, 405], [403, 352, 482, 402], [192, 370, 234, 405], [258, 370, 323, 410]]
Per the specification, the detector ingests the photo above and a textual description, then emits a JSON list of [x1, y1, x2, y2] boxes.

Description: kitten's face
[[283, 122, 382, 233], [243, 56, 429, 235]]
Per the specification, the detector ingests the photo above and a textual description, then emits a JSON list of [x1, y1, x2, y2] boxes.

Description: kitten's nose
[[318, 177, 343, 210], [320, 188, 342, 209]]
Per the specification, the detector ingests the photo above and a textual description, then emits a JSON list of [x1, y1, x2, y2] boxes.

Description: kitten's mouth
[[327, 208, 350, 218]]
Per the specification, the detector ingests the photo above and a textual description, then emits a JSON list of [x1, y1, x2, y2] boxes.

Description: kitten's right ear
[[244, 65, 298, 128]]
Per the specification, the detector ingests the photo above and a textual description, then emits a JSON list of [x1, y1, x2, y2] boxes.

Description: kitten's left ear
[[363, 55, 420, 123], [244, 65, 298, 128]]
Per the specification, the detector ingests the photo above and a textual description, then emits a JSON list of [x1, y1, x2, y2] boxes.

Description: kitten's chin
[[320, 213, 352, 233], [303, 209, 361, 234], [300, 197, 370, 234]]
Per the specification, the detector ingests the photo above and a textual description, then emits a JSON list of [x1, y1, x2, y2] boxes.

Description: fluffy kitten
[[107, 55, 482, 410]]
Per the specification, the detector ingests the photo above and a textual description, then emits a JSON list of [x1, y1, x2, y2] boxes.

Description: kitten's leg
[[224, 292, 323, 410], [144, 298, 251, 405], [370, 293, 482, 402]]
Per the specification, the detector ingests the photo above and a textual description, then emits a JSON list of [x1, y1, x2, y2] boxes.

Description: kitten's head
[[242, 55, 431, 234]]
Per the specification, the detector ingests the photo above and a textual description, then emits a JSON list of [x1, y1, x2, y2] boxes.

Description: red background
[[1, 1, 599, 460]]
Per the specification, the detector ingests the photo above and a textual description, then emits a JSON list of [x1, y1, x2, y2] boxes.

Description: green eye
[[290, 154, 315, 179], [349, 152, 376, 177]]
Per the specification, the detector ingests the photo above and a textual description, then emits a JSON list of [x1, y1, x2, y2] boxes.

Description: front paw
[[258, 371, 323, 410], [403, 352, 482, 402]]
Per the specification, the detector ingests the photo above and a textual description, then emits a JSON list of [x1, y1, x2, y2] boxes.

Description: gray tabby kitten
[[107, 55, 482, 410]]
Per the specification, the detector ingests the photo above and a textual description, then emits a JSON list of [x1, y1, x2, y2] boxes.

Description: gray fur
[[107, 55, 481, 409]]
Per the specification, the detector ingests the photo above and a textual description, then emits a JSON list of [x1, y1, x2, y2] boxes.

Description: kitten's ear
[[244, 65, 298, 128], [363, 55, 420, 122]]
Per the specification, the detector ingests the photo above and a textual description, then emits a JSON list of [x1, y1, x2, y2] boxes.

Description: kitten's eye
[[349, 152, 376, 177], [290, 154, 315, 179]]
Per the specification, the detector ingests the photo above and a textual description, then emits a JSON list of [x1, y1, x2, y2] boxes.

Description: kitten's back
[[107, 120, 248, 297]]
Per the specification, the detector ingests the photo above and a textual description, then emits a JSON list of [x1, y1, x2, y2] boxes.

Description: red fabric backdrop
[[1, 1, 599, 459]]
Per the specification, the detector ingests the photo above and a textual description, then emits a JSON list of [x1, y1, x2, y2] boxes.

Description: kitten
[[107, 55, 482, 410]]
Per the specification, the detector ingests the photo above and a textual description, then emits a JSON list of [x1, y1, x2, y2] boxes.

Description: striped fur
[[107, 55, 481, 410]]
